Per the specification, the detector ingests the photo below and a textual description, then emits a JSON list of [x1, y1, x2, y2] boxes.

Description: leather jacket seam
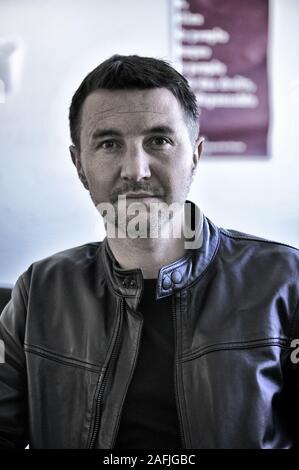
[[24, 346, 102, 372], [182, 336, 289, 356], [186, 336, 288, 350], [19, 273, 29, 307], [23, 342, 102, 368], [178, 291, 192, 448], [181, 339, 290, 363], [219, 229, 299, 252], [0, 321, 25, 359], [185, 236, 220, 292], [188, 257, 218, 291], [102, 244, 119, 297]]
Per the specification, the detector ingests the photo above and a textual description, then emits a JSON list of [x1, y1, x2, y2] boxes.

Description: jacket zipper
[[172, 293, 186, 449], [110, 304, 144, 449], [88, 297, 124, 449]]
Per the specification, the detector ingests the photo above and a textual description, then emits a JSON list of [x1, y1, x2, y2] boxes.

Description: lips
[[124, 192, 157, 199]]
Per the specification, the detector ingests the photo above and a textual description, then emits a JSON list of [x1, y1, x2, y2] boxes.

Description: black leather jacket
[[1, 204, 299, 449]]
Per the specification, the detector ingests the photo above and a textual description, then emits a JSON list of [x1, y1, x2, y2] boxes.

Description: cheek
[[85, 160, 117, 200], [154, 154, 192, 194], [168, 150, 193, 181], [171, 161, 193, 197]]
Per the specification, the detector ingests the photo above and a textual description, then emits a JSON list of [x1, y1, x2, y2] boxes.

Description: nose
[[120, 142, 151, 182]]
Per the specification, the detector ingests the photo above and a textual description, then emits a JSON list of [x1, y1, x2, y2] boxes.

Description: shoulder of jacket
[[22, 241, 103, 283], [36, 241, 102, 263], [219, 227, 299, 254]]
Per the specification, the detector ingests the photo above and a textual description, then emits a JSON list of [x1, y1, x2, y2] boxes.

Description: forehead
[[80, 88, 186, 135]]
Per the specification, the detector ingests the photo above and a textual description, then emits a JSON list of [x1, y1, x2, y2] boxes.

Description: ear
[[192, 137, 204, 177], [69, 145, 89, 190]]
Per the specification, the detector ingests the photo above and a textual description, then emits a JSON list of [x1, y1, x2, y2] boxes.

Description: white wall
[[190, 0, 299, 247], [0, 0, 298, 285]]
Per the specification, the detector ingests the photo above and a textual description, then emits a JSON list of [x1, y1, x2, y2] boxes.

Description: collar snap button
[[171, 270, 182, 284], [129, 279, 136, 288], [162, 275, 172, 290]]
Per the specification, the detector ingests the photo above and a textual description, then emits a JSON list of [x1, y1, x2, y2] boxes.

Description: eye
[[149, 136, 171, 147], [96, 140, 120, 150]]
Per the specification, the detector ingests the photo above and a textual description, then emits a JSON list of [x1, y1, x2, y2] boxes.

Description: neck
[[106, 206, 188, 279], [107, 235, 187, 279]]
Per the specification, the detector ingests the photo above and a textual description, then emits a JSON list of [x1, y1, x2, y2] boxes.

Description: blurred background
[[0, 0, 298, 286]]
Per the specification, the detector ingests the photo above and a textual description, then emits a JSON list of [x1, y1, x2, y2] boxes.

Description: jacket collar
[[101, 200, 219, 307]]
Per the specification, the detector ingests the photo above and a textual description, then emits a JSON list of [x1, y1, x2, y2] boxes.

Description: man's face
[[70, 88, 203, 232]]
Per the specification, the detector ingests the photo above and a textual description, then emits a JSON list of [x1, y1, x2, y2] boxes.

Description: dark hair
[[69, 54, 199, 149]]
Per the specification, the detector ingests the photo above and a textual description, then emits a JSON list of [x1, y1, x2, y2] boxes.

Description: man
[[0, 54, 299, 449]]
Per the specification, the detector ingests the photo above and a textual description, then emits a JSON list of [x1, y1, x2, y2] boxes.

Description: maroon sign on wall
[[172, 0, 270, 157]]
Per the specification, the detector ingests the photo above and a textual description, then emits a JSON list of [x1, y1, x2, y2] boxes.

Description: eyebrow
[[143, 126, 175, 135], [91, 129, 122, 141], [91, 126, 175, 141]]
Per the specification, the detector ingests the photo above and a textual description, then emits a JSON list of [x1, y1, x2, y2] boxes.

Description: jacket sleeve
[[0, 273, 29, 449]]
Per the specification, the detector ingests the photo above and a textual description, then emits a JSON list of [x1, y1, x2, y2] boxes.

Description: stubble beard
[[96, 169, 193, 241]]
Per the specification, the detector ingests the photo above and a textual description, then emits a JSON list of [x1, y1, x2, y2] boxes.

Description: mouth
[[124, 192, 159, 199]]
